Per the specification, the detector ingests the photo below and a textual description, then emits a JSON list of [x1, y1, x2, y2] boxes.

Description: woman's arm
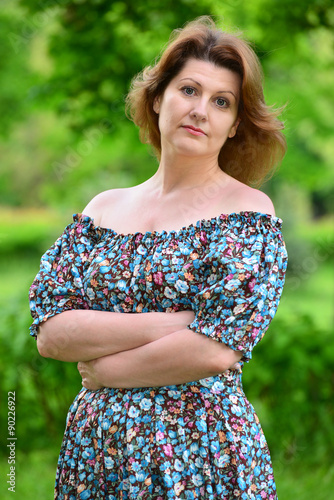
[[37, 309, 194, 362], [78, 328, 242, 389]]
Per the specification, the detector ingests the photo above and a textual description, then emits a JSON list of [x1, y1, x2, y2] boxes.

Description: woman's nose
[[189, 100, 208, 121]]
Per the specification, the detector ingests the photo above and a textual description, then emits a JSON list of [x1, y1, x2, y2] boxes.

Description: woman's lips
[[182, 125, 206, 136]]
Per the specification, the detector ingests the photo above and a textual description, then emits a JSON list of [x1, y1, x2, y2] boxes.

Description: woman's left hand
[[77, 359, 105, 390]]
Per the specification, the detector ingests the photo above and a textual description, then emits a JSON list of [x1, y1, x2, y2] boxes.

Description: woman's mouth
[[182, 125, 206, 136]]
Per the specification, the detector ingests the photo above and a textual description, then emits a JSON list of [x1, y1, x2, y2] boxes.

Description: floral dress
[[29, 212, 288, 500]]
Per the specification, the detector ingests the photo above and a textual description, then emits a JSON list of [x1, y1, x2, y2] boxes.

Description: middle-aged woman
[[29, 17, 288, 500]]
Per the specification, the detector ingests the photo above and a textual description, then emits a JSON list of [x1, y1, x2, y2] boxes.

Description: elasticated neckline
[[73, 211, 282, 240]]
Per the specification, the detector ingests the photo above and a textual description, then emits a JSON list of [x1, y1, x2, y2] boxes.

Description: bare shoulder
[[230, 180, 276, 216], [242, 185, 275, 216], [82, 188, 127, 226]]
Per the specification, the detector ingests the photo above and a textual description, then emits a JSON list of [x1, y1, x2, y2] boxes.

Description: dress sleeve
[[187, 214, 288, 362], [29, 214, 99, 338]]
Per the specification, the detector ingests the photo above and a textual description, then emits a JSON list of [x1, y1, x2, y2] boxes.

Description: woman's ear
[[153, 97, 160, 114], [228, 117, 241, 138]]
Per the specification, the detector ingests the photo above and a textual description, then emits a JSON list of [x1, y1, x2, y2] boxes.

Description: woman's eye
[[216, 97, 228, 108], [182, 87, 195, 96]]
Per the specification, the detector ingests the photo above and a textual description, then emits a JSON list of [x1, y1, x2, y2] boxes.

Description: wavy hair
[[125, 17, 286, 187]]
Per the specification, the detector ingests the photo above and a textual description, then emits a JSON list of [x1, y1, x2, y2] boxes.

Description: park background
[[0, 0, 333, 498]]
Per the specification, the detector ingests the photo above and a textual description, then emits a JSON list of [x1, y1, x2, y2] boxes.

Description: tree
[[3, 0, 332, 207], [0, 3, 38, 137], [18, 0, 214, 132]]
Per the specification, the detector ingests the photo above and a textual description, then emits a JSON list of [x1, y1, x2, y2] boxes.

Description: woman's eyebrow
[[179, 78, 237, 99], [216, 90, 237, 99], [179, 77, 202, 86]]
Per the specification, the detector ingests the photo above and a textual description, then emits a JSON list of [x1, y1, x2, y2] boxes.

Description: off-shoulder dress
[[29, 211, 288, 500]]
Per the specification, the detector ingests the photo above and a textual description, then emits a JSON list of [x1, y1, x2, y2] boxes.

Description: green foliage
[[0, 0, 331, 209], [243, 315, 334, 464], [0, 4, 38, 137], [0, 449, 59, 499], [19, 0, 213, 132], [0, 294, 81, 452], [0, 208, 66, 256], [275, 463, 334, 500]]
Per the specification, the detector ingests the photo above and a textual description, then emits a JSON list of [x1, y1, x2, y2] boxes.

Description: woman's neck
[[150, 154, 226, 195]]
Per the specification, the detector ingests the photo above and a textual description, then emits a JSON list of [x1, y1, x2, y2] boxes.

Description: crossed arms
[[37, 309, 242, 389]]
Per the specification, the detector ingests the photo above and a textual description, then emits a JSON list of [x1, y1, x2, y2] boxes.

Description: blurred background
[[0, 0, 333, 498]]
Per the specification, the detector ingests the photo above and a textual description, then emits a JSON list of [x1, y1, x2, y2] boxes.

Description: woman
[[29, 17, 288, 500]]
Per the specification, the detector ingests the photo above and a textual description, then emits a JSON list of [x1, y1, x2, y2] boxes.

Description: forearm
[[37, 309, 191, 362], [84, 329, 242, 388]]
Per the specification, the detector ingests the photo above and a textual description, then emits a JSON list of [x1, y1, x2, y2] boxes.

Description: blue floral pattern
[[29, 212, 288, 499]]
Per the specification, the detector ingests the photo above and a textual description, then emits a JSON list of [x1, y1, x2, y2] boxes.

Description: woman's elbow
[[36, 319, 74, 360], [36, 321, 62, 358], [36, 326, 51, 357], [36, 313, 68, 358]]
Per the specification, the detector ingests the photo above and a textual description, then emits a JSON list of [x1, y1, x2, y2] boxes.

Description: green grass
[[0, 448, 333, 499]]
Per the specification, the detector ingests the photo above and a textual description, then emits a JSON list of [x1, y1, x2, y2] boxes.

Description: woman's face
[[154, 58, 241, 163]]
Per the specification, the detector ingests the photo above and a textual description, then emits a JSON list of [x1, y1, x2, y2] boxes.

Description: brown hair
[[125, 16, 286, 187]]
